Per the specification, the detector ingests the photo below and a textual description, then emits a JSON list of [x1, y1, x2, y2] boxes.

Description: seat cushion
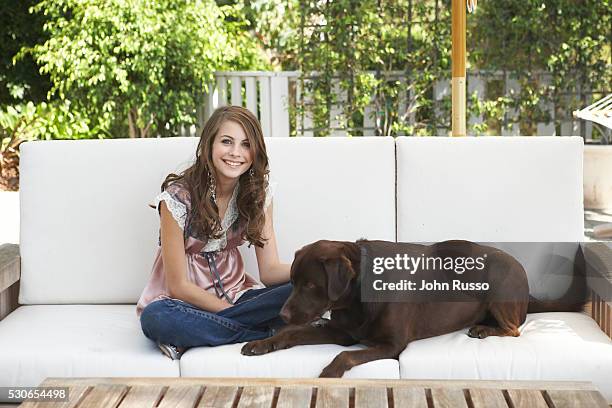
[[180, 343, 400, 379], [0, 305, 178, 401], [399, 312, 612, 402]]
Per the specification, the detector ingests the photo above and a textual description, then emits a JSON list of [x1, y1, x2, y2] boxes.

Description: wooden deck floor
[[13, 377, 610, 407]]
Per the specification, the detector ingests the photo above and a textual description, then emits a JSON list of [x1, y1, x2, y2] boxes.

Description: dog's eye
[[305, 282, 316, 289]]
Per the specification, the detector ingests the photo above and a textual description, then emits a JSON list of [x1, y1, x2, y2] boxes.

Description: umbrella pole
[[451, 0, 466, 136]]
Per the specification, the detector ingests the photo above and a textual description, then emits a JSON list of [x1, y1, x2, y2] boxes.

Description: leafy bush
[[19, 0, 269, 138]]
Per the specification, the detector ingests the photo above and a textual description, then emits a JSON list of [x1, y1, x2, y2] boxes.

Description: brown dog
[[241, 239, 584, 377]]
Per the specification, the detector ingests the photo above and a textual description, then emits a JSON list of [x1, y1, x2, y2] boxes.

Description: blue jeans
[[140, 283, 292, 348]]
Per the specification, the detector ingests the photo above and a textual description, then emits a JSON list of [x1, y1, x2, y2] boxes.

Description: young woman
[[137, 105, 291, 360]]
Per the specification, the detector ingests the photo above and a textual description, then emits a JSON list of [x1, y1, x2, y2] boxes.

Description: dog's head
[[280, 240, 358, 325]]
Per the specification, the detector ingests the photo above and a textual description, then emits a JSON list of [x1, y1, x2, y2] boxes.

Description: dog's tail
[[527, 245, 586, 313]]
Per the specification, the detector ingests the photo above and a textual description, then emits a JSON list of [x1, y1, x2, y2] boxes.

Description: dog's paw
[[241, 339, 279, 356], [467, 325, 490, 339], [319, 360, 346, 378], [319, 366, 344, 378]]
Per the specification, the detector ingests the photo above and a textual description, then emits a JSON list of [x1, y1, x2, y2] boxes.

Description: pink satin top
[[136, 182, 264, 317]]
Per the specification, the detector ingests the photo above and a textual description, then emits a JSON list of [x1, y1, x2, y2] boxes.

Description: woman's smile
[[222, 158, 245, 168]]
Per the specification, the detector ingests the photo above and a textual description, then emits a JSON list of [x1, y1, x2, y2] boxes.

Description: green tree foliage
[[2, 0, 610, 141], [470, 0, 611, 136], [21, 0, 269, 138], [245, 0, 302, 68], [258, 0, 609, 136], [290, 0, 452, 136], [0, 0, 51, 105]]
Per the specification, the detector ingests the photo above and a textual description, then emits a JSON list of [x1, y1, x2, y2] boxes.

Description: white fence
[[184, 71, 295, 139], [183, 70, 593, 138]]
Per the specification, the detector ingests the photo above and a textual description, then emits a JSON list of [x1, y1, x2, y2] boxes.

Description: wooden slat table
[[19, 377, 609, 408]]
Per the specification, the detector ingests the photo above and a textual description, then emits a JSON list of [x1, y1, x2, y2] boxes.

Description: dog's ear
[[324, 255, 355, 302]]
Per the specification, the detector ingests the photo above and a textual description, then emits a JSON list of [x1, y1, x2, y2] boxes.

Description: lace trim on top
[[154, 191, 187, 230], [202, 183, 240, 252]]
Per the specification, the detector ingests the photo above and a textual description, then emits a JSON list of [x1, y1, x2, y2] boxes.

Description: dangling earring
[[248, 168, 255, 178], [208, 170, 217, 204]]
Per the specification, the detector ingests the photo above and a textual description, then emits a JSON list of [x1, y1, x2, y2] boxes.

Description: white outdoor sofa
[[0, 136, 611, 403]]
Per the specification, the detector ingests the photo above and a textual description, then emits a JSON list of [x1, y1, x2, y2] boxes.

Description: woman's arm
[[255, 201, 291, 286], [160, 201, 231, 313]]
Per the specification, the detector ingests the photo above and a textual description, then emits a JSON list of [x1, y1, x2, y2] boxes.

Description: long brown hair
[[161, 106, 270, 247]]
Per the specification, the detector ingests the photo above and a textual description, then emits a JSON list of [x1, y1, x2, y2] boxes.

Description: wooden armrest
[[582, 242, 612, 339], [0, 243, 20, 321]]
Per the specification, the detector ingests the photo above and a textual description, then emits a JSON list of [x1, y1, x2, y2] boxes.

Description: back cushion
[[19, 137, 395, 304], [239, 137, 396, 274], [396, 136, 584, 299]]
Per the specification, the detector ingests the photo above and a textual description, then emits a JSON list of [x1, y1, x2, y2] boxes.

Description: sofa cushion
[[19, 137, 396, 304], [396, 136, 584, 299], [0, 305, 178, 401], [180, 343, 400, 379], [399, 312, 612, 402]]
